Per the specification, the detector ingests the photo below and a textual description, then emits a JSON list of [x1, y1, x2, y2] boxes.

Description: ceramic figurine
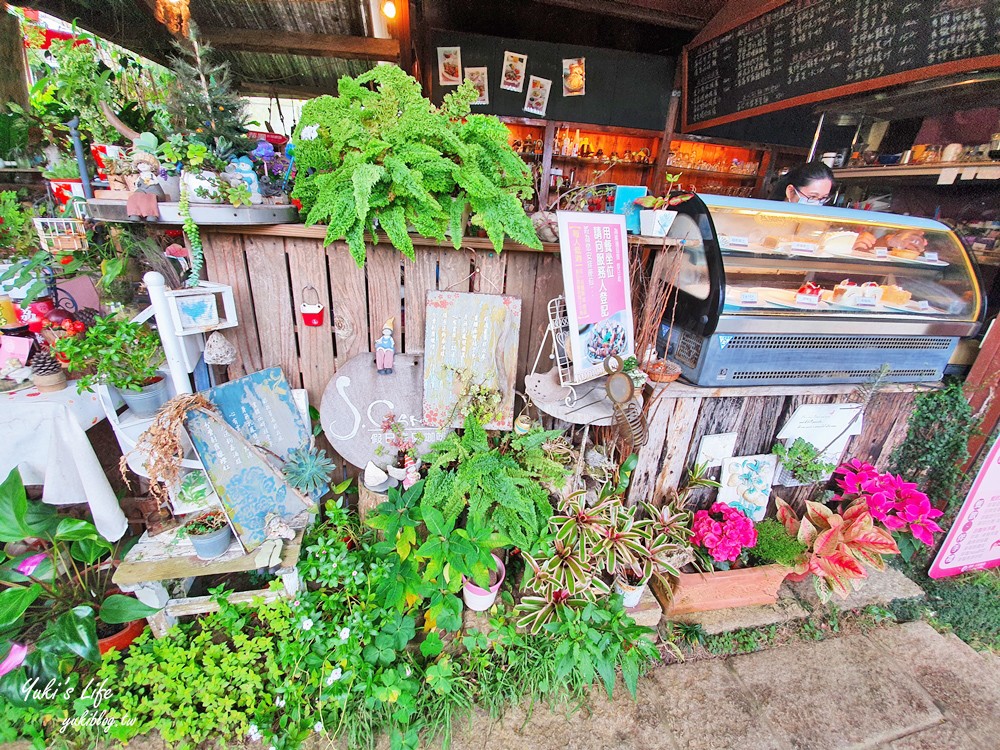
[[375, 317, 395, 375], [234, 155, 263, 204], [127, 151, 165, 220]]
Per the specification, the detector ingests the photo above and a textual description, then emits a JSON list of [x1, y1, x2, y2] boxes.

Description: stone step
[[786, 565, 924, 611]]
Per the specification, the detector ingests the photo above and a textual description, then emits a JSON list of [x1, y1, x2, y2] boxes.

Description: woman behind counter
[[769, 161, 835, 204]]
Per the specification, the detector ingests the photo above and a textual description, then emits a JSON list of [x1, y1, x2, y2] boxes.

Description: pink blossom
[[14, 553, 46, 577], [0, 644, 26, 677], [691, 504, 757, 563], [838, 459, 880, 494]]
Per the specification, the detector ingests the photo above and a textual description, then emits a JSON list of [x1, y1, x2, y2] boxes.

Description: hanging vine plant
[[179, 181, 204, 286], [291, 65, 541, 266]]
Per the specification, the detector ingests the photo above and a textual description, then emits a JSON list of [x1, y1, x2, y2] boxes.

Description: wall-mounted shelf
[[551, 155, 653, 169], [834, 161, 1000, 181], [665, 166, 759, 180]]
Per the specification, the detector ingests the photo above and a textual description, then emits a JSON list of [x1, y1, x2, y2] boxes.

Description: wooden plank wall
[[203, 229, 922, 504], [629, 389, 921, 513], [201, 232, 565, 475]]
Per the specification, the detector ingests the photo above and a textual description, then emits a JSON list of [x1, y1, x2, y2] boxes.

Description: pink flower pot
[[462, 554, 505, 611]]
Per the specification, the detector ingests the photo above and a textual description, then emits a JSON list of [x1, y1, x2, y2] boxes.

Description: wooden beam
[[237, 81, 334, 100], [529, 0, 717, 30], [202, 28, 399, 62]]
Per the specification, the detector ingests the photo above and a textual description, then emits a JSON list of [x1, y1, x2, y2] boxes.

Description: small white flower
[[301, 617, 314, 631], [293, 599, 300, 606], [300, 124, 319, 141], [326, 667, 343, 685], [314, 722, 324, 733], [275, 696, 285, 707], [404, 665, 412, 677], [269, 745, 276, 750], [339, 627, 351, 640]]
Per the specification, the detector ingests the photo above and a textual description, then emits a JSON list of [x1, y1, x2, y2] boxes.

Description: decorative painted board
[[556, 212, 635, 384], [185, 409, 312, 552], [929, 432, 1000, 579], [718, 454, 778, 522], [422, 291, 521, 431], [320, 352, 450, 471], [203, 367, 309, 460]]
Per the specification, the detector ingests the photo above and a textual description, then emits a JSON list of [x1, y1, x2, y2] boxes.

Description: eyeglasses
[[792, 186, 831, 205]]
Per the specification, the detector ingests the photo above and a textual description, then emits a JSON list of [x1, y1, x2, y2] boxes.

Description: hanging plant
[[291, 65, 541, 266], [179, 181, 203, 286]]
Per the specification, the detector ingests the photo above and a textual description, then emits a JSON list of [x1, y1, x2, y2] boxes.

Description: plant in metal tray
[[772, 437, 837, 484], [291, 65, 541, 266], [52, 314, 164, 392], [184, 509, 227, 536], [775, 496, 899, 602], [0, 469, 160, 706]]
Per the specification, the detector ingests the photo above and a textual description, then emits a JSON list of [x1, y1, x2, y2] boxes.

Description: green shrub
[[749, 519, 807, 567]]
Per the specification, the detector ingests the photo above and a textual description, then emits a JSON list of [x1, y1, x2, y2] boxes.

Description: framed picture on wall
[[465, 66, 489, 105], [437, 47, 462, 86], [501, 51, 527, 92], [524, 75, 552, 116]]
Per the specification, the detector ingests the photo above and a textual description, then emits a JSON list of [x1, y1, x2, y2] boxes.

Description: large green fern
[[419, 415, 569, 551], [291, 65, 541, 266]]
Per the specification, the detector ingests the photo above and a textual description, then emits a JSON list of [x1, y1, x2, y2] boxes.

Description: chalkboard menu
[[685, 0, 1000, 130]]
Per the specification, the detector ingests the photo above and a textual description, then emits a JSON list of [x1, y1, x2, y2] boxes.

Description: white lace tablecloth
[[0, 382, 128, 541]]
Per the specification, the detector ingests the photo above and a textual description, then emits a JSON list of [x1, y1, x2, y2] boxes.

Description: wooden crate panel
[[287, 237, 336, 407], [243, 234, 300, 389]]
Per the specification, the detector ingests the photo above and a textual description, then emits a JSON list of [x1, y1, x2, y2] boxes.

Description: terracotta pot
[[657, 564, 790, 616], [98, 617, 147, 655]]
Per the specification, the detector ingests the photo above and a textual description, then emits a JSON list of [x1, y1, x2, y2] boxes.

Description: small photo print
[[465, 66, 489, 105], [501, 50, 527, 92], [524, 75, 552, 116], [562, 57, 585, 96], [437, 47, 462, 86]]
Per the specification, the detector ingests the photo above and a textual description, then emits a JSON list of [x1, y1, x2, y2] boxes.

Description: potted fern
[[291, 65, 541, 266]]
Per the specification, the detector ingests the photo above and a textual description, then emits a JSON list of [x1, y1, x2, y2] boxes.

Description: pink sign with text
[[557, 212, 634, 383], [929, 433, 1000, 578]]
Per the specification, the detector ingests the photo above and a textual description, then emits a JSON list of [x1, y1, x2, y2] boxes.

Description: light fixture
[[381, 0, 397, 19]]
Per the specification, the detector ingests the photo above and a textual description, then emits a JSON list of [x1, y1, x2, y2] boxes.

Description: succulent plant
[[282, 445, 335, 498]]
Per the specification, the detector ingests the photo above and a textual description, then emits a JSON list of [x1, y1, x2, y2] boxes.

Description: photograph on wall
[[524, 75, 552, 117], [556, 212, 635, 383], [501, 50, 527, 92], [422, 291, 521, 431], [465, 66, 489, 105], [437, 46, 462, 86], [562, 57, 586, 96], [718, 454, 779, 522]]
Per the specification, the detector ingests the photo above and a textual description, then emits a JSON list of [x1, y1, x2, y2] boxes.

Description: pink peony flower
[[14, 553, 46, 577], [0, 644, 26, 677]]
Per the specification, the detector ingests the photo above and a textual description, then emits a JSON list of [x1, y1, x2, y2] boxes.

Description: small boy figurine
[[375, 317, 395, 375]]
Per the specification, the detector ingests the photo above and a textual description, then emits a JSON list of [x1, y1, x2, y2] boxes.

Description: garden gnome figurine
[[375, 318, 395, 375], [127, 150, 164, 221]]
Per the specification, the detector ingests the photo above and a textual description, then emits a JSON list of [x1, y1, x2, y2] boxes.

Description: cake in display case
[[658, 194, 985, 386]]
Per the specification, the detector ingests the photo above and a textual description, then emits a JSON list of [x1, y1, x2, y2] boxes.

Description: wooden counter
[[201, 226, 928, 495]]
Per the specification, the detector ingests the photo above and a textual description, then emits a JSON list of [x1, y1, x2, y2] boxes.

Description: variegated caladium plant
[[775, 497, 899, 602]]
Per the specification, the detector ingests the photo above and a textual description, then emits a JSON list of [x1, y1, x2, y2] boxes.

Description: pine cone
[[74, 307, 100, 329], [30, 350, 63, 376]]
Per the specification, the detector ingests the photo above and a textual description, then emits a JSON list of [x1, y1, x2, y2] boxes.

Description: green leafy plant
[[0, 191, 36, 260], [889, 380, 979, 511], [419, 414, 568, 552], [41, 157, 80, 180], [772, 437, 836, 484], [52, 315, 164, 392], [292, 65, 541, 266], [0, 469, 160, 705], [749, 518, 807, 567]]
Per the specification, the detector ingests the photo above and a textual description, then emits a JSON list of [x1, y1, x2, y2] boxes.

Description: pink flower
[[691, 504, 756, 562], [0, 644, 27, 677], [14, 553, 46, 577], [837, 459, 880, 494]]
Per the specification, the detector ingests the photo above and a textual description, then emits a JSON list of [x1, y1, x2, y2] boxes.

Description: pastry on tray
[[853, 231, 878, 253], [795, 282, 823, 306], [889, 247, 923, 260], [821, 231, 859, 254], [879, 285, 912, 305]]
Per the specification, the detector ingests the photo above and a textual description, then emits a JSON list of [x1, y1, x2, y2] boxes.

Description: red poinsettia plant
[[836, 459, 943, 545]]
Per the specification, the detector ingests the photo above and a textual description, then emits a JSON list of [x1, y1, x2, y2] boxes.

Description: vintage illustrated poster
[[501, 50, 527, 92], [422, 291, 521, 430], [465, 66, 489, 105], [718, 454, 779, 522], [524, 75, 552, 116], [562, 57, 586, 96], [437, 46, 462, 86], [556, 212, 635, 383], [186, 410, 312, 552], [930, 433, 1000, 578]]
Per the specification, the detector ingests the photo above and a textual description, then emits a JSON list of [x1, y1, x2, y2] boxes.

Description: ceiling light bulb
[[381, 0, 397, 19]]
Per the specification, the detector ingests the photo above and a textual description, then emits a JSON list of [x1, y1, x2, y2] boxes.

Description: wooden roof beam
[[528, 0, 719, 30], [202, 28, 399, 62]]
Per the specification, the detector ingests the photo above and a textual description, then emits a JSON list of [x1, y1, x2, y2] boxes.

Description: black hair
[[769, 161, 835, 201]]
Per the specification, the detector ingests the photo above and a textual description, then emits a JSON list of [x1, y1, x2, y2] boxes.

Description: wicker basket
[[644, 359, 682, 383]]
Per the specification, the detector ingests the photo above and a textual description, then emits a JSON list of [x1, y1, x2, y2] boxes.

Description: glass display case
[[659, 194, 986, 386]]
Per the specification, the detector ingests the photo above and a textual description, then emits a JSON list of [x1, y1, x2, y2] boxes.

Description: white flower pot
[[462, 554, 505, 611], [157, 174, 181, 201], [614, 576, 647, 609], [181, 169, 222, 203], [639, 209, 677, 237]]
